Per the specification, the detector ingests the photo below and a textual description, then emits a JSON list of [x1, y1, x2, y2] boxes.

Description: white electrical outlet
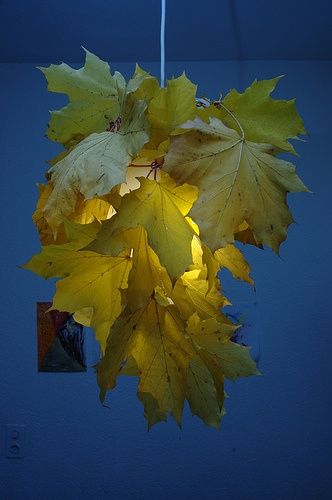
[[5, 424, 26, 458]]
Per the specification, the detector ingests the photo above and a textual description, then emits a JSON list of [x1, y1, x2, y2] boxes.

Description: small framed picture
[[37, 302, 86, 372]]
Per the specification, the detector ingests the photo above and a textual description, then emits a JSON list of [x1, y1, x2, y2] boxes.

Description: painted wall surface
[[0, 60, 331, 500]]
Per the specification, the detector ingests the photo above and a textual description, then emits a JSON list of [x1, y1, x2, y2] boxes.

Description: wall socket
[[5, 424, 26, 458]]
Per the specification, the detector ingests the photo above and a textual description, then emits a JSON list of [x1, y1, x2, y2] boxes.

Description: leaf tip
[[276, 74, 286, 80], [36, 65, 48, 76], [81, 45, 93, 58], [99, 389, 107, 404]]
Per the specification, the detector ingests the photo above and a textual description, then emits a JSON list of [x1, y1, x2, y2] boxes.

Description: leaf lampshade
[[23, 49, 308, 428]]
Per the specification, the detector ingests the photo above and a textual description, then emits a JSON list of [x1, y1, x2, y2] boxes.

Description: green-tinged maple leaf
[[146, 73, 197, 149], [163, 116, 309, 252], [198, 76, 306, 154], [88, 172, 198, 279], [39, 48, 149, 146], [133, 64, 160, 103], [42, 95, 149, 232], [23, 244, 132, 350]]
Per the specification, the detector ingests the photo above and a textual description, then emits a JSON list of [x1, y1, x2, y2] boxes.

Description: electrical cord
[[160, 0, 166, 87]]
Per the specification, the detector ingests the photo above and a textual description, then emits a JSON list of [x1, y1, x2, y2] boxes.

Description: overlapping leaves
[[163, 116, 308, 252], [24, 49, 308, 428]]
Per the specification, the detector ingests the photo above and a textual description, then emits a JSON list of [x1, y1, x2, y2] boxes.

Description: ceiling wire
[[160, 0, 166, 87], [228, 0, 243, 60]]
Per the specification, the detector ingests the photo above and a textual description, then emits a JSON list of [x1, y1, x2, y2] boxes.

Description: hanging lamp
[[22, 0, 308, 428]]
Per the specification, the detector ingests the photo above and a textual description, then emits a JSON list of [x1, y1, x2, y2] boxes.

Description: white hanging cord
[[160, 0, 166, 87]]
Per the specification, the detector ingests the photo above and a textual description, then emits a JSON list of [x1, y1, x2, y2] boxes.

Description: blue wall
[[0, 60, 331, 499]]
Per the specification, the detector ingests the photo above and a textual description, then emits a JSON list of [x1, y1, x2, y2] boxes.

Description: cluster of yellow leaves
[[23, 49, 308, 428]]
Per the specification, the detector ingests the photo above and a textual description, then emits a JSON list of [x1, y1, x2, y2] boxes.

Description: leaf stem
[[146, 160, 162, 180], [218, 101, 245, 141]]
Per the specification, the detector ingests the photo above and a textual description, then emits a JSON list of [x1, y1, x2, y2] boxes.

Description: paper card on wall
[[37, 302, 86, 372]]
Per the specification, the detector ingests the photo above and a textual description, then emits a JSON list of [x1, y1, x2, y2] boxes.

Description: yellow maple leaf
[[52, 251, 132, 350], [186, 354, 224, 428], [22, 220, 102, 278], [235, 220, 263, 248], [33, 183, 115, 244], [196, 349, 226, 413], [88, 172, 198, 279], [89, 226, 172, 312], [214, 244, 253, 284], [23, 241, 132, 350], [22, 221, 106, 278], [187, 313, 259, 381], [164, 116, 309, 252], [96, 299, 256, 427], [190, 236, 229, 297], [97, 297, 194, 426], [172, 268, 228, 320], [33, 183, 67, 245]]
